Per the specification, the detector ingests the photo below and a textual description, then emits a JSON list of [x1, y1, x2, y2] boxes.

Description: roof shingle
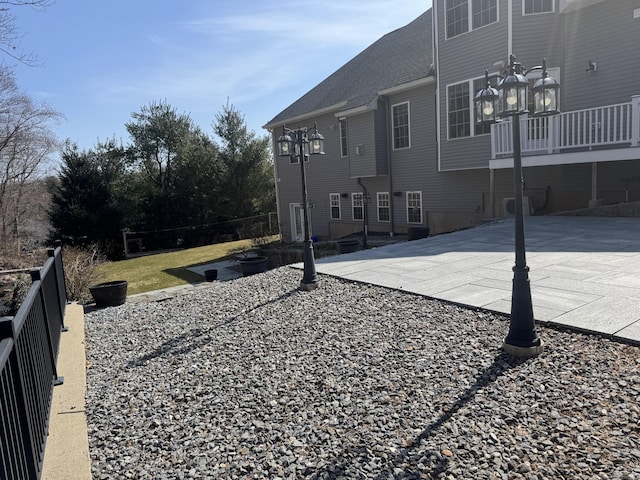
[[265, 9, 433, 128]]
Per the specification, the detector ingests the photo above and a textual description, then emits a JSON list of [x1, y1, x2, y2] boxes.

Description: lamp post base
[[299, 280, 320, 291], [503, 340, 544, 358]]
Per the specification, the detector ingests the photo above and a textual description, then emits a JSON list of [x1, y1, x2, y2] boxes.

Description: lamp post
[[277, 124, 325, 291], [475, 54, 560, 357]]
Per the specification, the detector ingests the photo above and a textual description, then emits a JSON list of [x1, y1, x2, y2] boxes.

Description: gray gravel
[[85, 267, 640, 480]]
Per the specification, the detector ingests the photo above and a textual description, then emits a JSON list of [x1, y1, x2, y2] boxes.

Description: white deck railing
[[491, 95, 640, 158]]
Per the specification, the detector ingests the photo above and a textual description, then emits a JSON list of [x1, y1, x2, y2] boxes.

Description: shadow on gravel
[[317, 352, 529, 478], [125, 288, 299, 369]]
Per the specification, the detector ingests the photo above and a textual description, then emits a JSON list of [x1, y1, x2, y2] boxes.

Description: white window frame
[[446, 67, 559, 141], [406, 191, 423, 224], [472, 0, 498, 29], [447, 73, 499, 140], [377, 192, 390, 223], [447, 81, 471, 140], [392, 102, 411, 150], [446, 0, 499, 39], [446, 0, 469, 38], [339, 117, 348, 158], [522, 0, 554, 15], [352, 193, 364, 222], [329, 193, 341, 220]]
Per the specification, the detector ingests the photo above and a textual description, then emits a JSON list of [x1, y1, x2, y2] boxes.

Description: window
[[339, 118, 348, 157], [446, 0, 468, 37], [407, 191, 423, 224], [523, 0, 553, 14], [352, 193, 364, 221], [377, 192, 390, 222], [447, 0, 497, 38], [473, 0, 497, 28], [330, 193, 341, 220], [392, 102, 410, 149], [448, 82, 470, 139], [448, 74, 499, 139]]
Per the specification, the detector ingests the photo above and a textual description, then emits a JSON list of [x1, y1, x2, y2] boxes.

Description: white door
[[290, 203, 304, 242]]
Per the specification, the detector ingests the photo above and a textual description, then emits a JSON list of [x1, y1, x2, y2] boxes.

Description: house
[[264, 0, 640, 243]]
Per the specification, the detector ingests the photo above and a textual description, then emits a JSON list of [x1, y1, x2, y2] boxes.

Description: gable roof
[[264, 9, 433, 129]]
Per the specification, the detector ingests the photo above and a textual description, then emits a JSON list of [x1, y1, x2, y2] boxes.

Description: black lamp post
[[475, 54, 559, 357], [277, 124, 325, 290]]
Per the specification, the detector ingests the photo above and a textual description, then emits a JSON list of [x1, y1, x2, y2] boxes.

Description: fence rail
[[0, 244, 67, 480], [122, 212, 279, 258], [492, 97, 640, 158]]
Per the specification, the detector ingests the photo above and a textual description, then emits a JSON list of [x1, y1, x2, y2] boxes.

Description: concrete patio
[[310, 215, 640, 345]]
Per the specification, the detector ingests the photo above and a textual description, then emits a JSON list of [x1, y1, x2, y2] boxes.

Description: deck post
[[632, 95, 640, 146]]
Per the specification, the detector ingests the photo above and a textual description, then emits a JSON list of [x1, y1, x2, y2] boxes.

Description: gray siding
[[436, 0, 510, 171], [561, 0, 640, 110], [273, 112, 358, 240], [436, 0, 640, 172], [512, 1, 563, 69], [273, 1, 640, 242], [374, 106, 390, 175], [348, 112, 381, 178]]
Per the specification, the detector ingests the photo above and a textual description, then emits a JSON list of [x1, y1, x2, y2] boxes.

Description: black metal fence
[[0, 244, 67, 480]]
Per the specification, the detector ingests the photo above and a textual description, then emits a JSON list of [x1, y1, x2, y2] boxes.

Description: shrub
[[7, 274, 31, 315], [62, 245, 105, 303]]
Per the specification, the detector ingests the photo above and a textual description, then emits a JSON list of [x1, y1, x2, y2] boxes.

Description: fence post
[[0, 315, 14, 340], [47, 245, 68, 332], [30, 270, 64, 387]]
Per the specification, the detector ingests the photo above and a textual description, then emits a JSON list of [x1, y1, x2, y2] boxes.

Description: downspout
[[358, 177, 369, 249], [508, 0, 513, 55], [433, 0, 442, 172], [379, 95, 395, 234]]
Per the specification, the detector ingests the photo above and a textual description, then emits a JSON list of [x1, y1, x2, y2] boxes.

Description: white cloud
[[88, 1, 430, 133]]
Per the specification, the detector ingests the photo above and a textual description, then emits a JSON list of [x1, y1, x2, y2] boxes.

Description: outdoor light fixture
[[474, 70, 499, 124], [277, 123, 325, 290], [475, 54, 560, 357], [532, 59, 560, 116]]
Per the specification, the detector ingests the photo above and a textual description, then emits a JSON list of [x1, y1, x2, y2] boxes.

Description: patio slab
[[307, 216, 640, 345]]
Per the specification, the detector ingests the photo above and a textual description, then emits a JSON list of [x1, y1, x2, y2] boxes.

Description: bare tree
[[0, 66, 60, 255], [0, 0, 53, 66]]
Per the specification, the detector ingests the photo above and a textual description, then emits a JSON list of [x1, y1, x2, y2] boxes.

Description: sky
[[11, 1, 432, 152]]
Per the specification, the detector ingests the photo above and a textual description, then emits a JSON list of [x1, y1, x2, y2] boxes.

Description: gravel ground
[[85, 267, 640, 480]]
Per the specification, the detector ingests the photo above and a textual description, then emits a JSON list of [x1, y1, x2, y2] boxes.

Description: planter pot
[[336, 239, 360, 254], [238, 256, 268, 276], [204, 269, 218, 282], [407, 227, 430, 241], [89, 280, 128, 307]]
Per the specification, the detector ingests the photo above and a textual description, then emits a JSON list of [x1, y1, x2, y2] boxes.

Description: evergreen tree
[[48, 141, 126, 258], [212, 102, 275, 219]]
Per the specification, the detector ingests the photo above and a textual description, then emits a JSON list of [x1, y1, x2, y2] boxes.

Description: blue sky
[[12, 1, 431, 151]]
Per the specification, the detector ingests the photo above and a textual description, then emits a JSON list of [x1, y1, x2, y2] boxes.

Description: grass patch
[[95, 237, 277, 295]]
